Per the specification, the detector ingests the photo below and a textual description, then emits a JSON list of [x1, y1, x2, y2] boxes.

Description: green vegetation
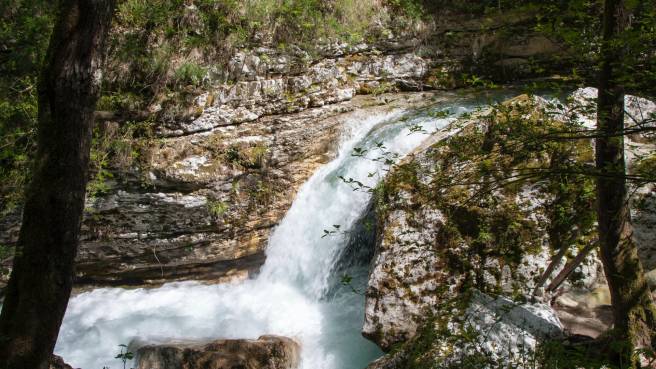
[[0, 0, 55, 215], [114, 344, 134, 369], [207, 199, 229, 218], [173, 62, 208, 87], [0, 244, 13, 278], [392, 296, 619, 369], [359, 82, 398, 96], [223, 143, 269, 170], [394, 300, 654, 369], [533, 0, 656, 96], [386, 0, 424, 19], [0, 0, 424, 216], [106, 0, 404, 95], [87, 120, 155, 201], [364, 95, 631, 367]]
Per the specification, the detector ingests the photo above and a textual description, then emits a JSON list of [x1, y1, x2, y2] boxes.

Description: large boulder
[[364, 95, 602, 350], [136, 335, 300, 369], [362, 91, 647, 367], [363, 89, 656, 367]]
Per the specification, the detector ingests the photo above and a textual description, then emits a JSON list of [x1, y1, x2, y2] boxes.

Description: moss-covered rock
[[363, 92, 623, 367], [364, 88, 656, 367]]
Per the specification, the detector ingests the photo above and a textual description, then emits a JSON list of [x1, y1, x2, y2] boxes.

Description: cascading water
[[53, 92, 515, 369]]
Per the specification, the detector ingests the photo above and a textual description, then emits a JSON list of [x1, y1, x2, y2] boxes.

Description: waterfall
[[54, 93, 509, 369]]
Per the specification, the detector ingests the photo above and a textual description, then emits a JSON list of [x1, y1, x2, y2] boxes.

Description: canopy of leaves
[[0, 0, 55, 215]]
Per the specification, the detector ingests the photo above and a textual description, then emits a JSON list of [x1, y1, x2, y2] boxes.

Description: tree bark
[[0, 1, 115, 369], [596, 0, 656, 366]]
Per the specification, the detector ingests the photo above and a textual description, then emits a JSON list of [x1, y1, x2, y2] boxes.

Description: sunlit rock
[[136, 335, 300, 369]]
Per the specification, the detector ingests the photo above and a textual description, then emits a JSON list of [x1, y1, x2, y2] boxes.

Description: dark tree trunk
[[0, 1, 115, 368], [596, 0, 656, 365]]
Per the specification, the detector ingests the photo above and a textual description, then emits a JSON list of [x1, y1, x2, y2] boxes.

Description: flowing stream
[[54, 92, 515, 369]]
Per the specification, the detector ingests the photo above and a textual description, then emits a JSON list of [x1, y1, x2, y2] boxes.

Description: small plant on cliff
[[174, 62, 207, 87], [386, 0, 424, 19], [340, 273, 365, 295], [86, 120, 155, 203], [115, 344, 134, 369], [207, 200, 229, 218]]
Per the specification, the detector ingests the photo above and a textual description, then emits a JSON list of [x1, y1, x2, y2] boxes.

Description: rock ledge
[[136, 335, 300, 369]]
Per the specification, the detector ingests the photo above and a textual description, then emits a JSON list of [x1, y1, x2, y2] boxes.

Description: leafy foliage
[[0, 0, 55, 215], [535, 0, 656, 96], [207, 199, 228, 218], [105, 0, 395, 95], [114, 344, 134, 369], [393, 299, 617, 369]]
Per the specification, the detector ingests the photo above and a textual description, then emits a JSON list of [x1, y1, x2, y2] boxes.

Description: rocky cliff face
[[0, 10, 567, 288], [74, 92, 454, 285], [362, 91, 656, 367]]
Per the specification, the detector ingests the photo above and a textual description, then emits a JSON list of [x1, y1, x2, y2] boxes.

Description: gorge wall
[[0, 9, 566, 288]]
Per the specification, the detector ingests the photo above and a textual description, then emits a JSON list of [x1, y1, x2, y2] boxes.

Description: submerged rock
[[136, 335, 300, 369]]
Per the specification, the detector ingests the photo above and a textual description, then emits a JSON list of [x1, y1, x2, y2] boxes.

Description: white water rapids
[[53, 93, 513, 369]]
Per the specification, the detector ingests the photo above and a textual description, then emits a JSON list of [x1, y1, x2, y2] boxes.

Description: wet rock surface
[[362, 91, 656, 366], [135, 335, 300, 369]]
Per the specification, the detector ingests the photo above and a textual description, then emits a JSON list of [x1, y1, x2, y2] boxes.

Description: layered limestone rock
[[0, 92, 446, 286], [161, 47, 430, 136], [75, 101, 347, 285], [0, 39, 434, 287], [0, 7, 568, 288], [362, 91, 655, 366], [153, 10, 566, 137], [135, 335, 299, 369]]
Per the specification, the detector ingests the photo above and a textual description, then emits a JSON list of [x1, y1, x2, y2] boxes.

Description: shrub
[[173, 62, 207, 87]]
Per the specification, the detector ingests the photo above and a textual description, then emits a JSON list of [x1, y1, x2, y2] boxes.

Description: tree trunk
[[596, 0, 656, 366], [0, 1, 115, 369]]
